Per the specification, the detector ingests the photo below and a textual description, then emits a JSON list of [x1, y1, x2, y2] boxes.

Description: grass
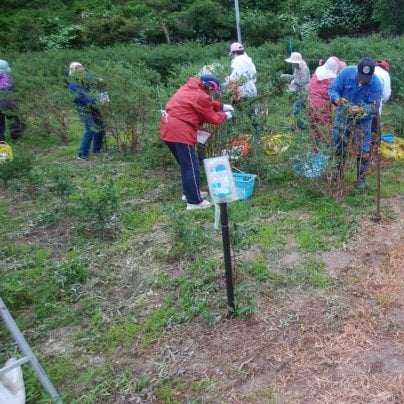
[[154, 378, 215, 403], [0, 97, 402, 402]]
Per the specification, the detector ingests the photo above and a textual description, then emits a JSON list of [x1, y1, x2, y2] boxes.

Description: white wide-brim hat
[[285, 52, 304, 65]]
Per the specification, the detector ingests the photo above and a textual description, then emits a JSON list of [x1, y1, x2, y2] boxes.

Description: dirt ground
[[28, 193, 404, 403], [112, 195, 404, 403]]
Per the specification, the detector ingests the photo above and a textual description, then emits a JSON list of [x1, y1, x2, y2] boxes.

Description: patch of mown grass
[[378, 163, 404, 196], [0, 249, 89, 318], [288, 256, 332, 288], [154, 378, 215, 404], [99, 318, 140, 353], [123, 205, 161, 233], [165, 206, 212, 260], [307, 201, 357, 243], [244, 223, 286, 250], [244, 255, 332, 290], [248, 255, 270, 282], [23, 355, 77, 403], [0, 201, 21, 236], [242, 387, 277, 403], [107, 165, 162, 198], [142, 258, 226, 333], [295, 229, 327, 251], [139, 304, 179, 348], [228, 199, 263, 222], [69, 178, 121, 236], [75, 365, 136, 403]]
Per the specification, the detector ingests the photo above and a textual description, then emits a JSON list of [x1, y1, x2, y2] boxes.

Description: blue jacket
[[329, 66, 382, 118], [67, 80, 97, 110]]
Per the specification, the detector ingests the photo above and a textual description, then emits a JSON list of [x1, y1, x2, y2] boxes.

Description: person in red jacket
[[308, 56, 346, 146], [160, 74, 233, 210]]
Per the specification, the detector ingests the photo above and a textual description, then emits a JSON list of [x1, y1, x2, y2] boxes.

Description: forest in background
[[0, 0, 403, 52]]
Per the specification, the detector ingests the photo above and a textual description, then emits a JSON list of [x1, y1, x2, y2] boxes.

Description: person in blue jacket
[[68, 62, 107, 160], [328, 57, 382, 190]]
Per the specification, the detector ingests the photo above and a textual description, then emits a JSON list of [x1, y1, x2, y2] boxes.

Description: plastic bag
[[204, 156, 238, 203], [0, 358, 26, 404], [96, 91, 110, 105]]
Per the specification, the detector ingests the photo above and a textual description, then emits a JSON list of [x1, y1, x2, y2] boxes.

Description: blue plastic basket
[[233, 172, 256, 200]]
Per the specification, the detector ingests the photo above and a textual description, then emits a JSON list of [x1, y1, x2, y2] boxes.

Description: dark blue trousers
[[164, 141, 203, 204], [0, 110, 22, 142], [78, 108, 105, 157]]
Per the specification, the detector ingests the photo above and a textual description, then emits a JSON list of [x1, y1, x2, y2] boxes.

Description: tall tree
[[373, 0, 404, 34], [144, 0, 174, 44]]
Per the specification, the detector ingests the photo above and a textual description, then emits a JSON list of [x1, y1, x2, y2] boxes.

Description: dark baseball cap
[[356, 57, 375, 84]]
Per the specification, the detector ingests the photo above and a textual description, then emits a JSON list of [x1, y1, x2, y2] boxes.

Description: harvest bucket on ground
[[233, 172, 256, 200], [0, 142, 13, 162]]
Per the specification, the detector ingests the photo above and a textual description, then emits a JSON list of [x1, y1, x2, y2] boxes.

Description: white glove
[[225, 111, 232, 120], [223, 104, 234, 112]]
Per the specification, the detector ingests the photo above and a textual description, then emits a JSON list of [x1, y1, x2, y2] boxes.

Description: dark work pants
[[164, 141, 203, 204], [78, 108, 105, 157], [0, 110, 22, 142]]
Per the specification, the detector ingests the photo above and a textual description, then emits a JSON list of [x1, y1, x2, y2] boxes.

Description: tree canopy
[[0, 0, 401, 52]]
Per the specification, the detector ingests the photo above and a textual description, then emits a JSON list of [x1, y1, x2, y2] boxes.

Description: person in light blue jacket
[[67, 62, 107, 160], [328, 57, 382, 190]]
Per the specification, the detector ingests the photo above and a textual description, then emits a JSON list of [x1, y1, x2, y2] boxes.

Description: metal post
[[234, 0, 242, 43], [0, 298, 62, 403], [374, 101, 382, 222], [219, 203, 236, 316]]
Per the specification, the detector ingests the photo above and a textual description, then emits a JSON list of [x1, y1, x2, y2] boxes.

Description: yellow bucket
[[263, 134, 292, 156], [380, 137, 404, 160], [0, 142, 13, 162]]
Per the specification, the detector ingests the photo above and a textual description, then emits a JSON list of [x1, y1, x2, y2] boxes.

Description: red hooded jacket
[[160, 77, 226, 145]]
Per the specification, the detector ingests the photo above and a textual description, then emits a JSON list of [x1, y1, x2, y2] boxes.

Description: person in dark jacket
[[0, 59, 22, 142], [329, 57, 382, 190], [68, 62, 107, 160], [160, 74, 233, 210]]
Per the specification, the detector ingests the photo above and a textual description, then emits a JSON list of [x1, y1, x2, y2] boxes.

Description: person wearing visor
[[160, 74, 233, 210], [329, 57, 382, 190]]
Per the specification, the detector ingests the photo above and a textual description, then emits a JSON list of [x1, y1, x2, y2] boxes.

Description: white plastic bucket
[[197, 130, 211, 144]]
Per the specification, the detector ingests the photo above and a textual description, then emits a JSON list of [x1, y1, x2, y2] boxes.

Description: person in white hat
[[67, 62, 107, 160], [0, 59, 23, 142], [281, 52, 310, 92], [224, 42, 259, 134], [281, 52, 311, 129], [225, 42, 257, 101], [308, 56, 346, 145]]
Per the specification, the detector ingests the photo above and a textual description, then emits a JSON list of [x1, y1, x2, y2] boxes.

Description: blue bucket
[[233, 173, 256, 200], [381, 133, 394, 144]]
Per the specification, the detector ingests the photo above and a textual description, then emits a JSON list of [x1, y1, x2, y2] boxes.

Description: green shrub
[[0, 153, 34, 187], [72, 178, 120, 236]]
